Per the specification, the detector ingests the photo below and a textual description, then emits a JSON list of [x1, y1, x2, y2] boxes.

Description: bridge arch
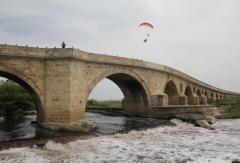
[[204, 90, 208, 97], [196, 89, 202, 104], [184, 85, 194, 105], [164, 80, 179, 105], [87, 69, 150, 114], [0, 65, 43, 123], [204, 91, 210, 103]]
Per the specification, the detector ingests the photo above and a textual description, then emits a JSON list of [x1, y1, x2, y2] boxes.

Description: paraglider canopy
[[139, 22, 154, 29], [139, 22, 154, 43]]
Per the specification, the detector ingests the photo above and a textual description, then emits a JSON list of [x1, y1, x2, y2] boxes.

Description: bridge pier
[[40, 60, 96, 132], [179, 94, 188, 105], [150, 94, 168, 106], [201, 96, 208, 105], [192, 94, 200, 105]]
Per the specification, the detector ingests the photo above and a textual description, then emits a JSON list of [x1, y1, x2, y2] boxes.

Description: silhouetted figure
[[61, 41, 66, 48]]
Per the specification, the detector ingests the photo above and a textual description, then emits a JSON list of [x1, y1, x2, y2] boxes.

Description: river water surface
[[0, 112, 173, 141], [0, 113, 239, 162]]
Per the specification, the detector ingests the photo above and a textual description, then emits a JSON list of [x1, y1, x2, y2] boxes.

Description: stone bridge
[[0, 44, 239, 131]]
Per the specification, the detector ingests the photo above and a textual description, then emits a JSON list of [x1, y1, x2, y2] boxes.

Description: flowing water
[[0, 113, 240, 162], [0, 112, 173, 141]]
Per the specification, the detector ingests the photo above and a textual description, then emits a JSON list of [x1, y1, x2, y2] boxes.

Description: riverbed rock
[[195, 120, 214, 130], [205, 117, 216, 124]]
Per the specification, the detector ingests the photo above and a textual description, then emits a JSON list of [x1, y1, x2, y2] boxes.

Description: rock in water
[[195, 120, 214, 130]]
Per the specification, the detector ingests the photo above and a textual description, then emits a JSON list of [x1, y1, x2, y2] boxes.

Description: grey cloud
[[0, 0, 239, 99]]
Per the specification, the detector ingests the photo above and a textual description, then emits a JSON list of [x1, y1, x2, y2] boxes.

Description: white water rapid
[[0, 119, 239, 163]]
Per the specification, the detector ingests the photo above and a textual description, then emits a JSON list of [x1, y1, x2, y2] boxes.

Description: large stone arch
[[0, 65, 44, 123], [164, 80, 179, 105], [86, 69, 151, 115]]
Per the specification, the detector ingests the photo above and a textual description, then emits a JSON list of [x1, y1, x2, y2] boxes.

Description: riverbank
[[213, 98, 240, 119], [215, 106, 240, 119]]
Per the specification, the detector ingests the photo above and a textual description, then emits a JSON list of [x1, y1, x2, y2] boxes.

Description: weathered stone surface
[[41, 119, 96, 133], [150, 105, 215, 119], [175, 114, 209, 121], [0, 44, 239, 132]]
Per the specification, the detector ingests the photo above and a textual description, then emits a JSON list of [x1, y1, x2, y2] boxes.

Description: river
[[0, 113, 239, 162], [0, 112, 173, 141]]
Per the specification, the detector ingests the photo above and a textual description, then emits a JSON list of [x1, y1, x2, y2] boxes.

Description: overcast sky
[[0, 0, 240, 100]]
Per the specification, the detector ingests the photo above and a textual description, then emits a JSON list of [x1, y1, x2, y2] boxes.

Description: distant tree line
[[0, 80, 35, 120]]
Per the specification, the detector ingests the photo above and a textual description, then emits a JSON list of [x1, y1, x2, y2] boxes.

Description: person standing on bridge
[[61, 41, 66, 48]]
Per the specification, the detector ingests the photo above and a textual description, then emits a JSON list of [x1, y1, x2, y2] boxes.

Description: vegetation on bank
[[87, 99, 122, 108], [0, 80, 36, 120], [212, 98, 240, 107], [213, 98, 240, 119]]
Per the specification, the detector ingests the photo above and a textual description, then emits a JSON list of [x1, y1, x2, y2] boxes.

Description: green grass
[[213, 98, 240, 119], [87, 99, 122, 108], [216, 106, 240, 119], [212, 98, 240, 107]]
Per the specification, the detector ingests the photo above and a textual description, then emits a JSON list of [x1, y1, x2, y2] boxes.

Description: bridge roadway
[[0, 44, 239, 131]]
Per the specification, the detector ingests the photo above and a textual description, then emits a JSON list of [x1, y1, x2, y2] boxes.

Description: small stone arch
[[185, 85, 194, 105], [196, 89, 202, 104], [87, 69, 150, 115], [196, 89, 201, 97], [211, 93, 214, 98], [164, 80, 179, 105], [204, 90, 208, 97], [0, 66, 44, 123]]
